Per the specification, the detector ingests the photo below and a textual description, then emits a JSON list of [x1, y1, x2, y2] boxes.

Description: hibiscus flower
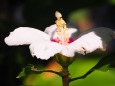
[[4, 11, 115, 60]]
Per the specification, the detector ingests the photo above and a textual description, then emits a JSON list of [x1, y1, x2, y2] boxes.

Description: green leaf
[[96, 64, 110, 72], [16, 64, 34, 78], [25, 65, 33, 74], [16, 68, 25, 78], [16, 64, 43, 78], [92, 52, 115, 71], [69, 54, 103, 78], [97, 64, 115, 72], [69, 52, 115, 81]]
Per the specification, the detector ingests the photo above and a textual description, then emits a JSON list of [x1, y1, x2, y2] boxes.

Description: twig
[[70, 69, 94, 82], [31, 66, 62, 76]]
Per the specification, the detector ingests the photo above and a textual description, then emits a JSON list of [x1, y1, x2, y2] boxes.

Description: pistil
[[55, 11, 69, 45]]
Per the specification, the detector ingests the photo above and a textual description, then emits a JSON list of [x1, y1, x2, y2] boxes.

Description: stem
[[31, 66, 62, 76], [61, 67, 70, 86], [31, 66, 71, 86], [70, 69, 94, 82]]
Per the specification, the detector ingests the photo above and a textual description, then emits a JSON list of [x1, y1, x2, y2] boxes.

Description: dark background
[[0, 0, 115, 86]]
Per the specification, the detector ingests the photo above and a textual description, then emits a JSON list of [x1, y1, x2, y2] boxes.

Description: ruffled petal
[[5, 27, 50, 46], [29, 41, 63, 60], [44, 24, 57, 39], [44, 24, 79, 40], [65, 27, 115, 56]]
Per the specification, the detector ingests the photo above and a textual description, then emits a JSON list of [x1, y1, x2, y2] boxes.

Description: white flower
[[4, 11, 115, 60], [4, 24, 115, 60], [4, 25, 78, 60]]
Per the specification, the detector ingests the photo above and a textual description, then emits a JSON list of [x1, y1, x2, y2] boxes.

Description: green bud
[[54, 53, 76, 67]]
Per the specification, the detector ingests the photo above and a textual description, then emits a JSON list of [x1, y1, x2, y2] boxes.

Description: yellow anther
[[55, 11, 69, 45], [55, 11, 62, 19]]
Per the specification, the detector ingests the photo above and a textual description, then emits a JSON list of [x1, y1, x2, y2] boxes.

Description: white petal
[[61, 46, 75, 57], [5, 27, 50, 46], [29, 41, 63, 60], [68, 27, 79, 40], [66, 27, 115, 56], [44, 24, 57, 39], [44, 24, 79, 40]]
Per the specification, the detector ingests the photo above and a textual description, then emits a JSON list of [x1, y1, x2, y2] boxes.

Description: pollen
[[55, 11, 69, 45]]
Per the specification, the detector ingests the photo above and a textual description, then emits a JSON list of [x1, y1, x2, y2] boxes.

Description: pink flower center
[[51, 37, 74, 45]]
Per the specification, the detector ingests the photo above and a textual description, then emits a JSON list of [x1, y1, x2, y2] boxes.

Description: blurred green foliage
[[21, 56, 115, 86], [108, 0, 115, 4]]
